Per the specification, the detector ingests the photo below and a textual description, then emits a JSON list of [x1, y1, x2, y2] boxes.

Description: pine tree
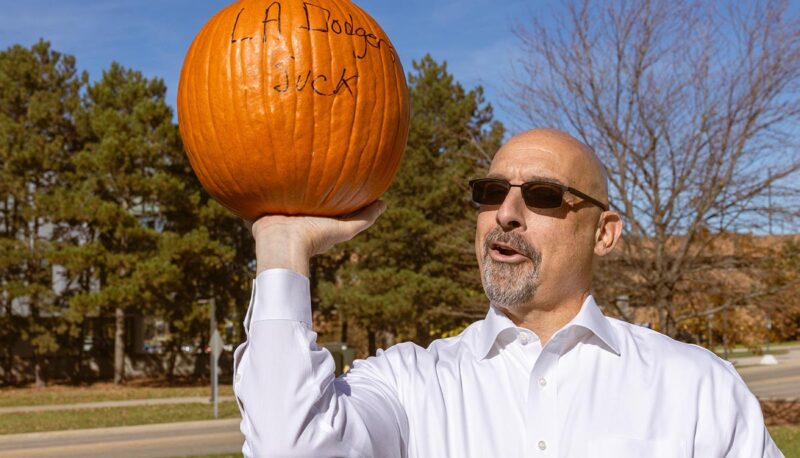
[[0, 40, 85, 386], [56, 63, 178, 384]]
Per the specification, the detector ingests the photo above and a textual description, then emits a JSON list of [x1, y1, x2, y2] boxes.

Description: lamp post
[[200, 297, 222, 419]]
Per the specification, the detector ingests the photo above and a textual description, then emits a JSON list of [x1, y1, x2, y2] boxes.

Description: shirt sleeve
[[723, 364, 784, 458], [232, 268, 409, 458]]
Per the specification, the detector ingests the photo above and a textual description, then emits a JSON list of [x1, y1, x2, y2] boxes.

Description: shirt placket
[[526, 338, 560, 457]]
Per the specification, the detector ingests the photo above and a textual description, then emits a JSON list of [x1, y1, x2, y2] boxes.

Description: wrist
[[254, 224, 312, 277]]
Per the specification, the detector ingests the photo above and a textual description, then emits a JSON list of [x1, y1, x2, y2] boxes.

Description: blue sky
[[0, 0, 551, 131]]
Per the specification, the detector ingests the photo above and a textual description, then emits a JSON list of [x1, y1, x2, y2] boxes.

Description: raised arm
[[233, 202, 409, 457]]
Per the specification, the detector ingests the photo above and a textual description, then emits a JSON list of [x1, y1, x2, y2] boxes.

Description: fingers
[[339, 200, 387, 238], [250, 201, 388, 259], [343, 200, 387, 222]]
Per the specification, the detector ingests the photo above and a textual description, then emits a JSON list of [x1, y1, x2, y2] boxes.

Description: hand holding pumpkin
[[252, 201, 387, 277]]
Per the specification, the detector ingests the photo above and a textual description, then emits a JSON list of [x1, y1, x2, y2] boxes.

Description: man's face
[[475, 131, 606, 312]]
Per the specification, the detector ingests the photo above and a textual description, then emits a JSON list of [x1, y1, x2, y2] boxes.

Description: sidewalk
[[724, 344, 800, 367], [0, 396, 236, 415], [0, 418, 242, 458]]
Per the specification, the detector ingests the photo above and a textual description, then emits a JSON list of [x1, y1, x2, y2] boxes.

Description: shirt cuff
[[250, 268, 312, 326]]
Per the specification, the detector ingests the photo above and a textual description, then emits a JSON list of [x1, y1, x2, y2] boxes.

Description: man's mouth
[[489, 242, 529, 263]]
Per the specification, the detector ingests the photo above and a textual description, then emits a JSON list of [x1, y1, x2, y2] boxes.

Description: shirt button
[[235, 373, 242, 383], [519, 333, 530, 345], [538, 377, 547, 387], [538, 440, 547, 450]]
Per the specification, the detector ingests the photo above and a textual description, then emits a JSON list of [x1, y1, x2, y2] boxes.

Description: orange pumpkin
[[177, 0, 410, 220]]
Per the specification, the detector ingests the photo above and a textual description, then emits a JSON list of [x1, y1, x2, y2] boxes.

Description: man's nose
[[495, 187, 527, 231]]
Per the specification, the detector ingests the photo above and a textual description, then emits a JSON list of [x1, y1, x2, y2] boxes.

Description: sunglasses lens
[[523, 185, 563, 208], [472, 180, 509, 205]]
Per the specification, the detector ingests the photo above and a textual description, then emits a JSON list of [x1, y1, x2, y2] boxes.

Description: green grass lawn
[[771, 425, 800, 457], [713, 340, 800, 356], [0, 401, 240, 435], [0, 383, 234, 408], [716, 348, 790, 359]]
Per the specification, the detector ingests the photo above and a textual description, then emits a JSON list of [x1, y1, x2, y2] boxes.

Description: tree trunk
[[72, 322, 87, 384], [33, 350, 45, 387], [367, 329, 376, 357], [415, 321, 431, 348], [655, 288, 675, 337], [114, 306, 125, 384], [3, 335, 15, 386], [722, 305, 730, 360], [166, 336, 180, 384], [192, 331, 206, 382]]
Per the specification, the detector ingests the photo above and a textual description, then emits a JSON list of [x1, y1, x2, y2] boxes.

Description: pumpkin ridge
[[344, 0, 391, 208], [206, 8, 241, 208], [228, 9, 250, 208], [334, 0, 382, 210], [300, 4, 319, 213], [318, 0, 357, 211], [311, 3, 339, 212], [263, 0, 285, 217], [314, 10, 337, 211], [317, 7, 358, 212], [285, 5, 302, 214], [319, 0, 350, 212], [332, 0, 374, 211], [194, 13, 228, 207]]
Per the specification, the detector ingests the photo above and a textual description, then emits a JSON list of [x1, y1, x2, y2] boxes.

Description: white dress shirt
[[233, 269, 783, 457]]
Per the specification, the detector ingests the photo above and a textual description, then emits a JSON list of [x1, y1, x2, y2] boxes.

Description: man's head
[[474, 128, 622, 314]]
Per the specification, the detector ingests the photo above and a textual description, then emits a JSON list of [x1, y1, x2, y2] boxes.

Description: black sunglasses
[[469, 178, 608, 211]]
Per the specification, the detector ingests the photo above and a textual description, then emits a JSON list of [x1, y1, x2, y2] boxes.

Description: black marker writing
[[231, 3, 282, 44], [273, 62, 359, 97], [262, 2, 282, 40], [299, 2, 397, 63], [231, 8, 253, 42]]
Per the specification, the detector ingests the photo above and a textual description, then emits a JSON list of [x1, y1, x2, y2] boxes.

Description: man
[[233, 128, 782, 457]]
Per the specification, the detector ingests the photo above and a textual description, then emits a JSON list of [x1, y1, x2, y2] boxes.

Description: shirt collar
[[476, 305, 518, 360], [476, 295, 620, 360]]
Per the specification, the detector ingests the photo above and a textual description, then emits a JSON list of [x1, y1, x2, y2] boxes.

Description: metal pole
[[210, 298, 218, 418]]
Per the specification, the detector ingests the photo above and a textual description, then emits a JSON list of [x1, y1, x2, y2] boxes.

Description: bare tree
[[508, 0, 800, 335]]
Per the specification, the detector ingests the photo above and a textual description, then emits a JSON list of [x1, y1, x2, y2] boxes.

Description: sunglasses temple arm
[[568, 188, 609, 211]]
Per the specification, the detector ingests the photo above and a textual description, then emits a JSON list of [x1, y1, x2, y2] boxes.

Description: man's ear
[[594, 211, 623, 257]]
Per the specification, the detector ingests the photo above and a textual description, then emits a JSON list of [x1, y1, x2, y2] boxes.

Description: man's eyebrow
[[484, 173, 567, 186]]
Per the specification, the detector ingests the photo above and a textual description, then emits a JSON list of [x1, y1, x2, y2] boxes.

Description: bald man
[[234, 129, 782, 457]]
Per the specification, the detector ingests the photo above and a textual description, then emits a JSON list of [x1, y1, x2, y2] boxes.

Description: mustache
[[483, 227, 537, 259]]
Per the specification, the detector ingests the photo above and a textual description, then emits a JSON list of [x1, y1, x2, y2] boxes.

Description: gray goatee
[[481, 227, 542, 309]]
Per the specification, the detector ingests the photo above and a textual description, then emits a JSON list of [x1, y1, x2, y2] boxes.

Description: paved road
[[0, 419, 243, 458], [731, 345, 800, 400], [738, 359, 800, 400]]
